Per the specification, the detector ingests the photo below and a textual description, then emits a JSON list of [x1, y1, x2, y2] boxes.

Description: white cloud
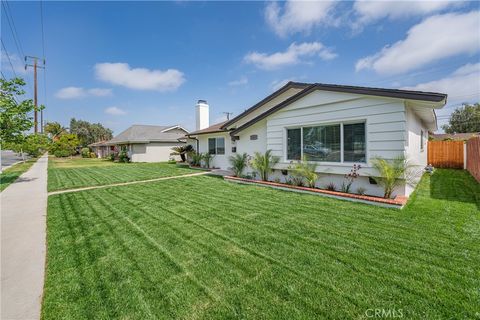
[[55, 86, 113, 99], [228, 76, 248, 86], [402, 63, 480, 104], [265, 0, 338, 37], [104, 106, 127, 116], [55, 87, 86, 99], [88, 88, 112, 97], [95, 62, 185, 91], [244, 42, 336, 70], [353, 0, 461, 26], [356, 11, 480, 75]]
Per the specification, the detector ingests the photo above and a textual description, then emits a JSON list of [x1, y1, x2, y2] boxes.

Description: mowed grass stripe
[[47, 157, 200, 191], [133, 176, 469, 279], [101, 187, 354, 318], [44, 169, 479, 319], [119, 177, 470, 311]]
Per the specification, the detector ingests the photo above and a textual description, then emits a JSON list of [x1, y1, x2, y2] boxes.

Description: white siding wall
[[130, 142, 184, 162], [266, 91, 408, 197], [235, 120, 268, 174], [404, 107, 428, 196], [197, 132, 232, 169]]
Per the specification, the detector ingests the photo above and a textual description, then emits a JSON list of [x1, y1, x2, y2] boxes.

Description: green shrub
[[229, 153, 248, 177], [118, 150, 130, 163], [54, 149, 70, 157], [89, 152, 97, 158], [81, 147, 90, 158]]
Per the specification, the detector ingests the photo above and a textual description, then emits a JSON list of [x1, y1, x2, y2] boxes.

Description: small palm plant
[[190, 152, 203, 167], [250, 150, 280, 181], [289, 156, 318, 188], [229, 153, 248, 177], [371, 156, 414, 198], [202, 153, 214, 168]]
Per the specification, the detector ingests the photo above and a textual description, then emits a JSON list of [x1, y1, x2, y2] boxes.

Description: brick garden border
[[224, 176, 408, 209]]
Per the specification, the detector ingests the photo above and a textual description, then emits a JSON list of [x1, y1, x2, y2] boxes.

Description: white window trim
[[284, 120, 367, 164], [208, 137, 225, 155]]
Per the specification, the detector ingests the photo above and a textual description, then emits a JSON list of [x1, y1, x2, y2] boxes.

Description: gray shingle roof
[[107, 125, 188, 144]]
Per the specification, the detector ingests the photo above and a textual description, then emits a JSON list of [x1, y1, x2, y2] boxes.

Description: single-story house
[[106, 124, 188, 162], [186, 82, 447, 198], [430, 132, 479, 141], [88, 140, 112, 158]]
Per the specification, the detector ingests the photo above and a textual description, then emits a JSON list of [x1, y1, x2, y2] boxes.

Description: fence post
[[463, 143, 467, 170]]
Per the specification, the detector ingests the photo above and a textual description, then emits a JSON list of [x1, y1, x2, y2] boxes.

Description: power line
[[1, 0, 25, 59], [40, 0, 47, 129], [1, 39, 18, 78]]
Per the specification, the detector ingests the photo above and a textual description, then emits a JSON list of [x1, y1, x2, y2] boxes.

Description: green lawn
[[0, 157, 38, 192], [47, 157, 200, 191], [43, 169, 479, 319]]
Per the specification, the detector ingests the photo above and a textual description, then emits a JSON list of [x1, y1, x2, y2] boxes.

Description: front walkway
[[1, 154, 48, 320]]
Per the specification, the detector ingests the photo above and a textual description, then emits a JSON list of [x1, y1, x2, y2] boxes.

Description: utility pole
[[25, 56, 45, 134], [223, 112, 233, 120]]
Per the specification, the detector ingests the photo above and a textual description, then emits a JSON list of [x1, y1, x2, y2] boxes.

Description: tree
[[170, 145, 194, 162], [442, 103, 480, 134], [51, 133, 80, 157], [21, 134, 50, 157], [44, 121, 67, 140], [69, 118, 113, 146], [0, 78, 38, 144]]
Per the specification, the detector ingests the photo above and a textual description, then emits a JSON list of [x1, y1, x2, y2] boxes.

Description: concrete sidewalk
[[1, 154, 48, 320]]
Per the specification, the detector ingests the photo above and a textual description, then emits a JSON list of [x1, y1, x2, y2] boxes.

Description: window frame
[[207, 137, 226, 155], [284, 120, 367, 164]]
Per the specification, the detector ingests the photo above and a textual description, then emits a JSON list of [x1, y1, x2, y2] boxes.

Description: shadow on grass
[[429, 169, 480, 209]]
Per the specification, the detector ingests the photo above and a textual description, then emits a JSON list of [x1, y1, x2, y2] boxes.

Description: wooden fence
[[427, 140, 464, 169], [466, 137, 480, 182]]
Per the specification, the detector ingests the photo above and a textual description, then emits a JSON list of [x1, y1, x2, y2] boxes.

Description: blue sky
[[2, 1, 479, 134]]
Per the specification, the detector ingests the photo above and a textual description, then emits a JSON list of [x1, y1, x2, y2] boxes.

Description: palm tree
[[170, 145, 194, 162], [250, 150, 279, 181], [371, 156, 414, 198], [229, 153, 248, 177]]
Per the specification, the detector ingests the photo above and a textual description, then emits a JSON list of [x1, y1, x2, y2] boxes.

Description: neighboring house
[[430, 132, 479, 141], [88, 140, 112, 158], [186, 82, 447, 198], [106, 124, 188, 162]]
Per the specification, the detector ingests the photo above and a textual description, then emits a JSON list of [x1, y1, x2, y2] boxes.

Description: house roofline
[[229, 83, 447, 136], [220, 81, 310, 129]]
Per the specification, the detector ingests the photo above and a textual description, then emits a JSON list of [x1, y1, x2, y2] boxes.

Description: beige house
[[106, 124, 188, 162]]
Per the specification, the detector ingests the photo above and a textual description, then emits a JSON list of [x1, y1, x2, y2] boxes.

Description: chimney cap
[[197, 99, 208, 104]]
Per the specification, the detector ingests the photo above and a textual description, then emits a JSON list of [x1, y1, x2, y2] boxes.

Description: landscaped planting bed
[[224, 176, 408, 207], [47, 157, 200, 191], [42, 169, 479, 319]]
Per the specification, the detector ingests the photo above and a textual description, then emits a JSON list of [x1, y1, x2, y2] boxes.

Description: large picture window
[[208, 137, 225, 155], [303, 124, 341, 162], [286, 122, 366, 163]]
